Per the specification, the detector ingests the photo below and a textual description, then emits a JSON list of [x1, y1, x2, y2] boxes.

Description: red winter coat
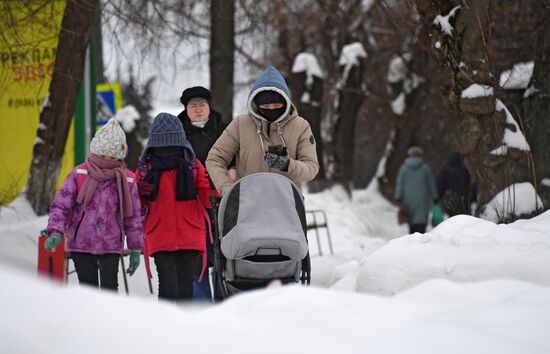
[[136, 161, 212, 258]]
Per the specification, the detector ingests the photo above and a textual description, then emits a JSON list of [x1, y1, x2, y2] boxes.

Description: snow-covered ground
[[1, 181, 549, 353]]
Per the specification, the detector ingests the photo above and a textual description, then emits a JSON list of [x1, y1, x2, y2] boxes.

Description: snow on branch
[[339, 42, 367, 68], [490, 99, 530, 155], [114, 105, 140, 133], [292, 53, 324, 86], [433, 6, 461, 36], [391, 93, 405, 115], [499, 62, 534, 90], [461, 84, 493, 98], [338, 42, 367, 86], [40, 93, 51, 114], [481, 182, 543, 222], [387, 56, 406, 84]]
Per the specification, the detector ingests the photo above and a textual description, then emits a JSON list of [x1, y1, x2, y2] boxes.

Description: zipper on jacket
[[74, 211, 86, 241]]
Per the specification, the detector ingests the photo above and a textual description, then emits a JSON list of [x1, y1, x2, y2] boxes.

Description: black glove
[[265, 151, 290, 171]]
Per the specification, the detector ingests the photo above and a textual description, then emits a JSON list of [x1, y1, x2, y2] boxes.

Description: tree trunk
[[378, 48, 454, 200], [522, 2, 550, 209], [331, 59, 367, 195], [210, 0, 235, 124], [289, 67, 327, 192], [26, 0, 99, 215], [94, 7, 105, 84], [415, 0, 543, 221]]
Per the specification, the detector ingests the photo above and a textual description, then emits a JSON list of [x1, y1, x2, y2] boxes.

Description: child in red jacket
[[136, 113, 212, 303]]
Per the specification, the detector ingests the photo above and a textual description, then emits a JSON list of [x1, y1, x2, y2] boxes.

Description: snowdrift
[[351, 211, 550, 295]]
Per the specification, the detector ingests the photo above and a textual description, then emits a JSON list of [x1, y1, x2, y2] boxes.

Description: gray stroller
[[211, 173, 311, 298]]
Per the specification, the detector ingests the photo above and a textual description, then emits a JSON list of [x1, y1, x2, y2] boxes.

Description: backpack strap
[[74, 163, 135, 191], [75, 163, 88, 191]]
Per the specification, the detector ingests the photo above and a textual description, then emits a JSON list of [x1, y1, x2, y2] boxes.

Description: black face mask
[[259, 107, 286, 122]]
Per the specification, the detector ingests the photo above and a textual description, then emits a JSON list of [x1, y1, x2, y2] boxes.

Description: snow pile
[[433, 6, 461, 36], [0, 197, 44, 272], [351, 211, 550, 295], [305, 183, 402, 287], [481, 182, 543, 222], [499, 61, 534, 90], [291, 53, 324, 86], [490, 99, 530, 155], [461, 83, 493, 98], [114, 105, 140, 133], [2, 265, 550, 354]]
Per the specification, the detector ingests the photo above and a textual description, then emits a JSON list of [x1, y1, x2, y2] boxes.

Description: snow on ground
[[353, 211, 550, 295], [1, 181, 549, 353], [2, 266, 550, 354]]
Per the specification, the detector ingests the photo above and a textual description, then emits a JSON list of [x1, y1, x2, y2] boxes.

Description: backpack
[[74, 163, 135, 191]]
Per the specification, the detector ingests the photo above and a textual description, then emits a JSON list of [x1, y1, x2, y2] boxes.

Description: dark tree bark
[[522, 2, 550, 209], [210, 0, 235, 124], [26, 0, 99, 215], [414, 0, 545, 221], [289, 64, 326, 192], [331, 57, 367, 195], [378, 50, 454, 200]]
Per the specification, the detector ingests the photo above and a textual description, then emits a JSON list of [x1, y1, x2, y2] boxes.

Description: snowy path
[[0, 183, 406, 297], [1, 186, 550, 353]]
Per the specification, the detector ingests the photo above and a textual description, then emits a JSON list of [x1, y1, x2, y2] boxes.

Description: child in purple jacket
[[44, 118, 144, 291]]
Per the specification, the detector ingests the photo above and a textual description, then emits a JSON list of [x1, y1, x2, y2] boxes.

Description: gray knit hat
[[89, 118, 127, 160], [147, 113, 188, 148], [143, 113, 196, 161]]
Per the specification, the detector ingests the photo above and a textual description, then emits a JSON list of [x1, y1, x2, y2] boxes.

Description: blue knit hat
[[147, 113, 187, 147], [143, 113, 196, 161]]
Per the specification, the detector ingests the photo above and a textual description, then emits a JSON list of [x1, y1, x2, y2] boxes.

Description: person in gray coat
[[395, 146, 438, 234]]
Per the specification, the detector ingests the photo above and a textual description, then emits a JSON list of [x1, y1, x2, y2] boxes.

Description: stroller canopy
[[218, 173, 309, 262]]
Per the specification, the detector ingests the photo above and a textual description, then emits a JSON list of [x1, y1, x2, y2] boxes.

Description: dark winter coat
[[177, 110, 226, 166], [436, 153, 472, 216], [395, 156, 438, 225]]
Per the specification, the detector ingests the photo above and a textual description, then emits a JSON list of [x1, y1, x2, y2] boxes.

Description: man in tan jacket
[[206, 65, 319, 196]]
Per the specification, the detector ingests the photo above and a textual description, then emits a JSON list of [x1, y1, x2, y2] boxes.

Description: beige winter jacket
[[206, 107, 319, 195]]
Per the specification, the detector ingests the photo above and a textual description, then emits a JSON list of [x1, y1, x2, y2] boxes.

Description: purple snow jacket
[[47, 169, 144, 254]]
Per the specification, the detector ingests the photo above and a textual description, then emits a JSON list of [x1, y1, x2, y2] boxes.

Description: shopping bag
[[431, 204, 444, 227]]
